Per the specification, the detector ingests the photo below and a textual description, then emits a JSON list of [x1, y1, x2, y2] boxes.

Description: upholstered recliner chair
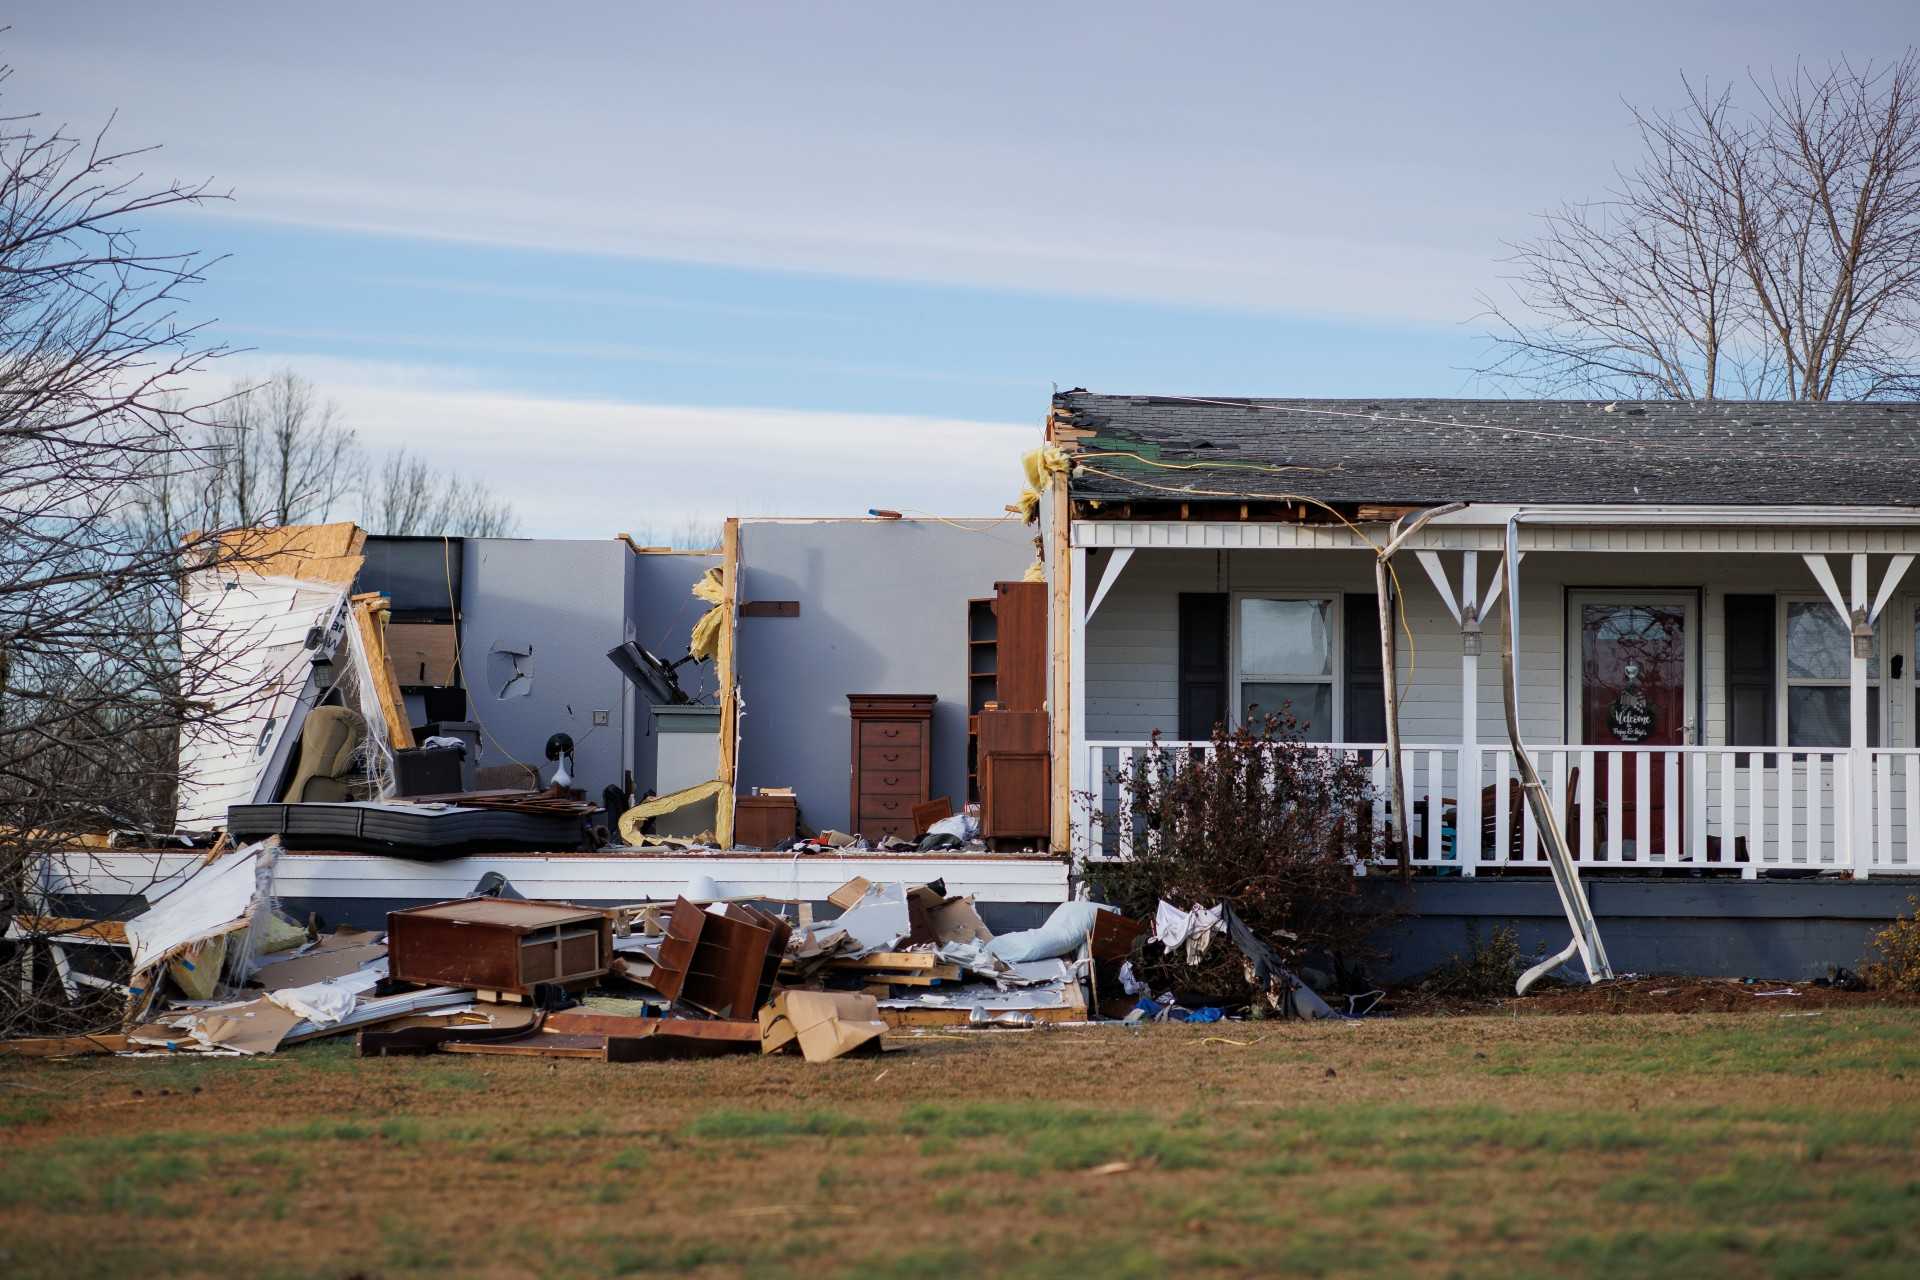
[[283, 706, 367, 802]]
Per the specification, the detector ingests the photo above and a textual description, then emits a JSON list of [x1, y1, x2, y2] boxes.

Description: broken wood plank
[[826, 952, 944, 971], [860, 970, 956, 987], [0, 1033, 128, 1057]]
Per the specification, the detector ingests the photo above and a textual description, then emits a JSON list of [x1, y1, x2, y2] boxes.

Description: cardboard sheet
[[758, 991, 889, 1062], [253, 941, 387, 991], [190, 997, 303, 1055]]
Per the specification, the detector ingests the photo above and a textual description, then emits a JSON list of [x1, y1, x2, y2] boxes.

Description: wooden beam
[[715, 518, 741, 848], [1355, 503, 1425, 523], [1048, 468, 1073, 852], [350, 595, 415, 751]]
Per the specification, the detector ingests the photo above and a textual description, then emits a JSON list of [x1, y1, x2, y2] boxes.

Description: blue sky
[[9, 3, 1915, 535]]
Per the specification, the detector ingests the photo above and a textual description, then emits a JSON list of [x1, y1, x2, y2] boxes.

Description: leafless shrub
[[1091, 715, 1390, 1003]]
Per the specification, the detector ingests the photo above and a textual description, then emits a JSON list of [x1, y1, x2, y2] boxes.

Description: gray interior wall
[[459, 539, 635, 803], [624, 550, 722, 797], [734, 518, 1035, 834]]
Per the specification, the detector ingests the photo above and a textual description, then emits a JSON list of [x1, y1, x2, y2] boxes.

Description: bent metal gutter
[[1499, 509, 1613, 992]]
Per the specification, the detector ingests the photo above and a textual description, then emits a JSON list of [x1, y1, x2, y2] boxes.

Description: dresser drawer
[[859, 745, 920, 771], [859, 720, 923, 748], [861, 768, 922, 795], [860, 818, 915, 841], [859, 794, 917, 823]]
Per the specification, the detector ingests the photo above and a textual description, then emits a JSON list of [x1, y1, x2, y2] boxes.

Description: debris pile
[[5, 843, 1354, 1065]]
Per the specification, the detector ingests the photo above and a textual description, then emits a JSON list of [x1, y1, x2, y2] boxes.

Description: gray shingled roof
[[1056, 391, 1920, 508]]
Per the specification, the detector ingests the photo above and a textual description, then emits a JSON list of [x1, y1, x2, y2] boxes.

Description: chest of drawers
[[848, 694, 935, 841]]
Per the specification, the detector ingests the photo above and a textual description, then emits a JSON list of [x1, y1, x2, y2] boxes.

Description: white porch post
[[1458, 551, 1481, 873], [1850, 554, 1871, 878], [1807, 551, 1889, 878], [1415, 549, 1484, 871], [1068, 545, 1088, 861]]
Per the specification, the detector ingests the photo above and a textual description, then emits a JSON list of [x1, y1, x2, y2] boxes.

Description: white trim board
[[1074, 521, 1920, 554], [45, 851, 1071, 906]]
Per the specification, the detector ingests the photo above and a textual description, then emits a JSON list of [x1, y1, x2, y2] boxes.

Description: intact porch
[[1084, 739, 1920, 877], [1065, 507, 1920, 879]]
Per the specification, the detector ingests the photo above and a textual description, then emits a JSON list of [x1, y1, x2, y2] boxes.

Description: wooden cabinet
[[848, 694, 935, 840], [965, 581, 1046, 805], [991, 581, 1046, 711], [979, 709, 1049, 843]]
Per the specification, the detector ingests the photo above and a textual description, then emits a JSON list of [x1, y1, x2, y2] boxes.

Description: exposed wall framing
[[714, 517, 742, 848]]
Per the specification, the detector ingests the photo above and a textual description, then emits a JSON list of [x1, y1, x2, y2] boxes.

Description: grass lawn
[[3, 1010, 1919, 1278]]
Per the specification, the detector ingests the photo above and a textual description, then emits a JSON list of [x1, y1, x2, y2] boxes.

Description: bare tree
[[215, 369, 361, 526], [363, 447, 518, 537], [0, 62, 257, 1035], [628, 517, 723, 550], [1481, 52, 1920, 401]]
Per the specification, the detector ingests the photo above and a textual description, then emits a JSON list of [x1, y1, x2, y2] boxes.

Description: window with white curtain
[[1782, 599, 1880, 748], [1235, 596, 1336, 741]]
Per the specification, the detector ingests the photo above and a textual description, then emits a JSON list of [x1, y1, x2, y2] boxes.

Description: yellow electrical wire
[[1077, 449, 1334, 478], [887, 510, 1024, 534]]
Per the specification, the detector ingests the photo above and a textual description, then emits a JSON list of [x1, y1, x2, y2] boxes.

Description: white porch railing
[[1083, 740, 1920, 878]]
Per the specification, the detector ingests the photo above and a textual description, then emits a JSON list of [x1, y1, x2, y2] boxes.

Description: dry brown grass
[[3, 1011, 1918, 1278]]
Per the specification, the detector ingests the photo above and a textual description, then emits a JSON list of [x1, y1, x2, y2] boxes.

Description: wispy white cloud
[[191, 354, 1035, 538], [217, 323, 1040, 390]]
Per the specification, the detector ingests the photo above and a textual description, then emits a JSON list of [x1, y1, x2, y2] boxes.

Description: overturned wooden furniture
[[650, 897, 792, 1019], [386, 898, 613, 997]]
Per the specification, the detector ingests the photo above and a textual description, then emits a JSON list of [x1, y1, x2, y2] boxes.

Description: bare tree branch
[[1479, 51, 1920, 401]]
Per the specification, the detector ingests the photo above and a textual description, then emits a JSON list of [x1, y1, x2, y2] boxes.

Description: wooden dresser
[[848, 694, 935, 841]]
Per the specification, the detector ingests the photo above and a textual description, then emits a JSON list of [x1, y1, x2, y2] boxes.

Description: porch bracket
[[1084, 547, 1133, 623], [1501, 512, 1613, 989], [1803, 551, 1912, 878]]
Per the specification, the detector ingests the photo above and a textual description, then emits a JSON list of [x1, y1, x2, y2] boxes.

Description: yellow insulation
[[617, 778, 726, 846], [689, 567, 726, 661]]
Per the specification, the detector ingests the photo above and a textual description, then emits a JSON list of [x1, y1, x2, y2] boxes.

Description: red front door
[[1576, 601, 1689, 857]]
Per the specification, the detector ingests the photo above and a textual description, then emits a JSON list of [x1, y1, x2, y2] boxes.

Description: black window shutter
[[1177, 593, 1228, 740], [1725, 594, 1775, 747], [1344, 593, 1387, 744]]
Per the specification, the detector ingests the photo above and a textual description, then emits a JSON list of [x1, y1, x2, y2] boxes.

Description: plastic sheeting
[[983, 900, 1113, 964]]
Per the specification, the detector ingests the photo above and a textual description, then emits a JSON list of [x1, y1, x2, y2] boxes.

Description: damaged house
[[23, 390, 1920, 1015], [1040, 391, 1920, 979]]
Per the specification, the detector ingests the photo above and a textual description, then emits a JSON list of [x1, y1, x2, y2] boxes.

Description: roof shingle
[[1056, 391, 1920, 508]]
